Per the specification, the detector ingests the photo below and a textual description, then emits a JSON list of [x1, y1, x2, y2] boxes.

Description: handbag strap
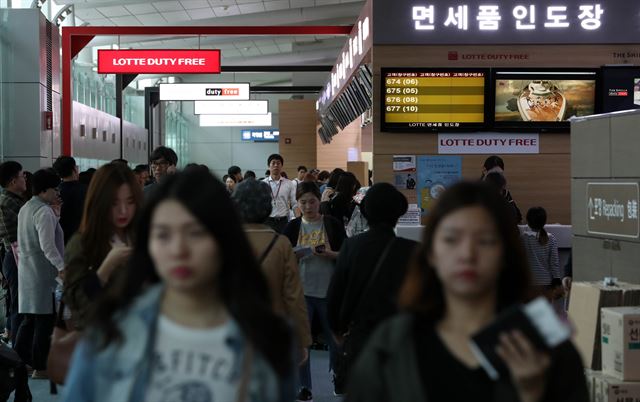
[[347, 238, 396, 323], [258, 234, 280, 264], [55, 300, 67, 329]]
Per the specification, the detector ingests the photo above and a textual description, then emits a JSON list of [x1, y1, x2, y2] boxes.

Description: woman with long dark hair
[[63, 163, 142, 329], [321, 172, 360, 226], [62, 170, 295, 402], [346, 181, 587, 402]]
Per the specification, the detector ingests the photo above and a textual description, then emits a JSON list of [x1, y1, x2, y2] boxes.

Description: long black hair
[[89, 170, 293, 377], [399, 181, 534, 321]]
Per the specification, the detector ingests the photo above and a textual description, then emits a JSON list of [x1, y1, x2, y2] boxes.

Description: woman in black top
[[321, 172, 359, 226], [347, 181, 588, 402]]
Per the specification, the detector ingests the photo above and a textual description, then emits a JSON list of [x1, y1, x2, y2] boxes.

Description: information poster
[[417, 156, 462, 215], [393, 155, 417, 190]]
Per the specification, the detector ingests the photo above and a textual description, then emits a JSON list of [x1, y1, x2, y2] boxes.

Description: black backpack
[[0, 342, 31, 402]]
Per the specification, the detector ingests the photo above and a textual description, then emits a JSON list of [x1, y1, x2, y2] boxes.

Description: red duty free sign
[[97, 49, 221, 74]]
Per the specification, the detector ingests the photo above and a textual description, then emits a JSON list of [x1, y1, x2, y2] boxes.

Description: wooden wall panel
[[279, 99, 317, 175], [316, 119, 361, 172]]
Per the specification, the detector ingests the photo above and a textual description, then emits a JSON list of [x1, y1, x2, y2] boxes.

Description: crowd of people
[[0, 149, 586, 402]]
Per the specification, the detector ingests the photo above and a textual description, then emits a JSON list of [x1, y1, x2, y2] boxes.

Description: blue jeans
[[2, 249, 22, 345], [299, 296, 338, 391]]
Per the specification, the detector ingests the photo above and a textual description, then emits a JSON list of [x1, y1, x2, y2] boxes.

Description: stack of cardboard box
[[583, 306, 640, 402]]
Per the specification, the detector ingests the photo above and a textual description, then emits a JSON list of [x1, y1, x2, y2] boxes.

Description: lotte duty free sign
[[587, 182, 639, 239], [97, 50, 221, 74]]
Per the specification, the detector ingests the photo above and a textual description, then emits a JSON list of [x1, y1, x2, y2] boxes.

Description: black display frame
[[380, 67, 491, 133], [490, 67, 602, 132], [600, 65, 640, 113]]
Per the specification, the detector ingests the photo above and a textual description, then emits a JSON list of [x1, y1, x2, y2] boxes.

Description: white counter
[[396, 224, 572, 248]]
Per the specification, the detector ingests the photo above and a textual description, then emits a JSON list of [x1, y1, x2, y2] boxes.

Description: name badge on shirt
[[272, 199, 277, 209]]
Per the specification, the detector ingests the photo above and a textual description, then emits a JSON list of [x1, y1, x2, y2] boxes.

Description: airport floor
[[10, 349, 342, 402]]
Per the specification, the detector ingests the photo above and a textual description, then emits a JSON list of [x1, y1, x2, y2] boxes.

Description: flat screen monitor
[[492, 69, 599, 130], [601, 65, 640, 113], [381, 68, 489, 132]]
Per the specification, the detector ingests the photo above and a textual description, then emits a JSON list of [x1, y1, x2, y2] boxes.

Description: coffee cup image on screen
[[495, 79, 596, 122]]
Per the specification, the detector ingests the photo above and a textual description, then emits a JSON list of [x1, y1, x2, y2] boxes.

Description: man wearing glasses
[[144, 146, 178, 196]]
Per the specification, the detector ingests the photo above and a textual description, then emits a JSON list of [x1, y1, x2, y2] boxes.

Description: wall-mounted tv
[[492, 69, 599, 130], [600, 65, 640, 113], [381, 68, 489, 132]]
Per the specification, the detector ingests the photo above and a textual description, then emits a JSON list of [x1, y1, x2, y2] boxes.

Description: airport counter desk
[[396, 224, 572, 269]]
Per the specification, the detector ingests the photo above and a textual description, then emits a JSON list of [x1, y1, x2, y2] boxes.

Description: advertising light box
[[493, 69, 599, 130], [381, 68, 489, 132], [98, 50, 221, 74], [194, 100, 268, 115], [160, 83, 250, 101], [374, 1, 640, 45], [200, 113, 272, 127]]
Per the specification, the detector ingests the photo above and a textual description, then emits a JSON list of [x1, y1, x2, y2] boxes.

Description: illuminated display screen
[[381, 68, 488, 132], [493, 70, 598, 128], [600, 66, 640, 113]]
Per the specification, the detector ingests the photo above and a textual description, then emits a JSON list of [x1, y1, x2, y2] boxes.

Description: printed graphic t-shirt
[[298, 218, 336, 298], [144, 316, 239, 402]]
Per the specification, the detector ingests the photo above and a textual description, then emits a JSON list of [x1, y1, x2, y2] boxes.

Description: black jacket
[[59, 180, 87, 244], [327, 227, 418, 336], [346, 314, 589, 402], [282, 215, 346, 253]]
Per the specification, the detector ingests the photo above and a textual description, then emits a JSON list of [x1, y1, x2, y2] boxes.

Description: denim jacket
[[62, 284, 295, 402]]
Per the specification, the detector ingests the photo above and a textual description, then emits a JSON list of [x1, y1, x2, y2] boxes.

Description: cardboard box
[[569, 282, 640, 369], [601, 307, 640, 381], [593, 373, 640, 402]]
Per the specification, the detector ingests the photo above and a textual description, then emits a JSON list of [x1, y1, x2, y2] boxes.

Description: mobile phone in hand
[[315, 245, 326, 253]]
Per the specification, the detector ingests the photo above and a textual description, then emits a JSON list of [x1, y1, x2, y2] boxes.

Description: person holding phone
[[63, 163, 142, 330], [346, 181, 587, 402], [283, 182, 346, 402]]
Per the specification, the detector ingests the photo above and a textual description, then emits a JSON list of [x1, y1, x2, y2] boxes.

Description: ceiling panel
[[152, 1, 184, 12], [162, 10, 191, 21], [110, 15, 142, 25], [290, 0, 314, 8], [83, 18, 116, 26], [125, 3, 157, 14], [212, 5, 241, 16], [186, 7, 216, 19], [315, 0, 340, 5], [259, 45, 281, 55], [263, 0, 289, 11], [180, 0, 210, 9], [136, 13, 168, 24], [75, 8, 104, 19], [238, 2, 265, 14], [97, 5, 131, 17], [207, 0, 237, 6]]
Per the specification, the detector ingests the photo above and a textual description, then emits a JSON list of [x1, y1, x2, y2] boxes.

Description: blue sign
[[416, 155, 462, 215], [240, 129, 280, 142]]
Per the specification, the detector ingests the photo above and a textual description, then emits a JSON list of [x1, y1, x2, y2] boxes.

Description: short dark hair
[[244, 170, 256, 180], [232, 179, 272, 224], [150, 146, 178, 166], [52, 156, 77, 178], [265, 170, 270, 177], [32, 168, 61, 195], [228, 165, 242, 176], [361, 183, 408, 227], [111, 158, 129, 166], [267, 154, 284, 166], [297, 165, 307, 172], [133, 164, 148, 174], [184, 164, 209, 174], [318, 170, 330, 181], [0, 161, 23, 187], [327, 168, 345, 189], [484, 155, 505, 171], [296, 181, 321, 200]]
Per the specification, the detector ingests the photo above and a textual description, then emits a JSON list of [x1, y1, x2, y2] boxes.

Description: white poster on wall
[[438, 133, 539, 154]]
